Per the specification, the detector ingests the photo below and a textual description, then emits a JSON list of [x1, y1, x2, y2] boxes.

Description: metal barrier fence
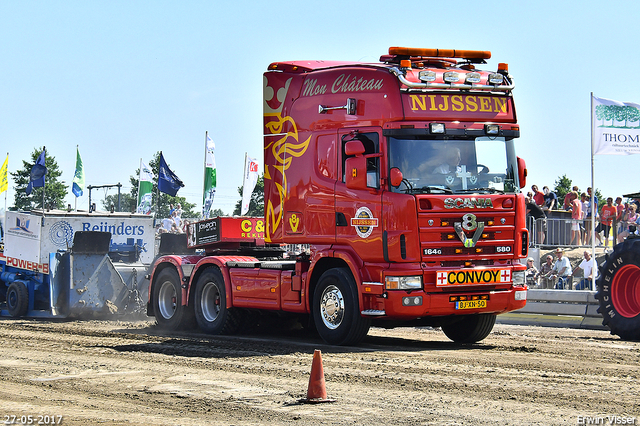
[[527, 216, 619, 249]]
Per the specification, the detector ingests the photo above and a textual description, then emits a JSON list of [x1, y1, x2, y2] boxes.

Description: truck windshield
[[388, 136, 520, 194]]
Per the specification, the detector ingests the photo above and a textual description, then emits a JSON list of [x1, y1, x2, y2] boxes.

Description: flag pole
[[202, 131, 208, 219], [74, 145, 78, 212], [42, 147, 46, 214], [590, 93, 596, 291]]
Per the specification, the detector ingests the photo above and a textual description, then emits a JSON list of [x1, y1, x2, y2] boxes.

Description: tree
[[11, 147, 68, 211], [102, 192, 136, 213], [211, 208, 226, 217], [553, 175, 573, 205], [127, 152, 198, 219], [233, 175, 264, 216]]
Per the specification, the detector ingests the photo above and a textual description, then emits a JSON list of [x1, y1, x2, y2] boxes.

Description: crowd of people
[[156, 203, 190, 234], [524, 184, 640, 290], [525, 185, 640, 248]]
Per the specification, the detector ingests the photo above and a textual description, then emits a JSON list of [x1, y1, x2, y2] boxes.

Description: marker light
[[465, 72, 481, 84], [419, 70, 437, 82], [485, 124, 500, 135], [430, 123, 445, 134], [488, 73, 504, 84], [443, 71, 459, 82]]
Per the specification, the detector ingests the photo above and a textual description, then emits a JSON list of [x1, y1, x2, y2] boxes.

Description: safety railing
[[527, 216, 620, 249]]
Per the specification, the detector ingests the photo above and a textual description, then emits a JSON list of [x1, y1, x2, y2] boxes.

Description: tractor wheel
[[312, 268, 370, 345], [152, 268, 195, 331], [597, 237, 640, 341], [441, 313, 497, 343], [7, 282, 29, 317]]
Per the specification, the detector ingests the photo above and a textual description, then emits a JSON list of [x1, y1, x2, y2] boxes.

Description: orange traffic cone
[[300, 349, 335, 403]]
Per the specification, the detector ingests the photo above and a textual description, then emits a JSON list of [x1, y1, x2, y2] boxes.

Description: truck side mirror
[[517, 156, 527, 188], [344, 141, 367, 189], [389, 167, 403, 187]]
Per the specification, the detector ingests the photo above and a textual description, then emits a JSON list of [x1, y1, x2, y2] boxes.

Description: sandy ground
[[0, 319, 638, 426]]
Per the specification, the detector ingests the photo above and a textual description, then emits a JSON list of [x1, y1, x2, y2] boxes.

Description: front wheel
[[441, 314, 497, 343], [194, 268, 240, 334], [152, 268, 195, 330], [312, 268, 370, 345]]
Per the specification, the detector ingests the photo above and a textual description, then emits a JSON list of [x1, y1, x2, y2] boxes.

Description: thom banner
[[593, 95, 640, 155]]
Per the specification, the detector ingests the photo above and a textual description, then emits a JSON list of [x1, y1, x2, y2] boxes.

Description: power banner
[[592, 95, 640, 155]]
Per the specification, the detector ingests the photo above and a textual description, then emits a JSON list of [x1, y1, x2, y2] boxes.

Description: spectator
[[525, 257, 539, 288], [615, 197, 625, 235], [526, 196, 546, 245], [536, 255, 555, 289], [161, 217, 173, 233], [585, 187, 598, 244], [171, 211, 183, 233], [174, 203, 183, 218], [617, 203, 639, 242], [532, 185, 545, 206], [544, 248, 572, 289], [580, 192, 589, 244], [542, 186, 557, 211], [573, 250, 597, 291], [569, 191, 582, 246], [595, 197, 616, 247], [563, 186, 579, 210]]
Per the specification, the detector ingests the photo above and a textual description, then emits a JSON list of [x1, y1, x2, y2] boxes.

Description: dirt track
[[0, 319, 638, 426]]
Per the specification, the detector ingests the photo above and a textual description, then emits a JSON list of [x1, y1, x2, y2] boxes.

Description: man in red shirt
[[596, 197, 617, 247], [531, 185, 545, 206]]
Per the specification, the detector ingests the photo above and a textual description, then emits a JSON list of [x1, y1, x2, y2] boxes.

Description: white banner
[[592, 95, 640, 155], [241, 156, 259, 216]]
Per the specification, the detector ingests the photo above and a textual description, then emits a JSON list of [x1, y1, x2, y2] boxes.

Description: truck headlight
[[385, 275, 423, 290], [512, 270, 525, 286]]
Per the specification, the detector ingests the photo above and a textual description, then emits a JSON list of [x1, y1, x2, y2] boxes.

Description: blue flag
[[158, 152, 184, 196], [26, 149, 47, 195]]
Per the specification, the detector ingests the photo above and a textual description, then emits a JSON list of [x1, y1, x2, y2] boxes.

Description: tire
[[152, 268, 195, 331], [441, 314, 497, 343], [312, 268, 370, 345], [596, 237, 640, 341], [194, 268, 240, 335], [7, 282, 29, 318]]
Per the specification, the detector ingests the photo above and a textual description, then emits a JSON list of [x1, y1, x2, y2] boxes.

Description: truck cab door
[[335, 129, 384, 263]]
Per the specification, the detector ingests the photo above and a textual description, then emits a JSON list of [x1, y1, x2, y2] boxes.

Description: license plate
[[456, 300, 487, 310]]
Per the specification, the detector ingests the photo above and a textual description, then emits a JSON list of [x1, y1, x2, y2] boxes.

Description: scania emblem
[[444, 197, 494, 209], [454, 213, 485, 248]]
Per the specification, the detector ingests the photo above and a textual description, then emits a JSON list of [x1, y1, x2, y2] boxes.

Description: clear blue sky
[[2, 0, 639, 216]]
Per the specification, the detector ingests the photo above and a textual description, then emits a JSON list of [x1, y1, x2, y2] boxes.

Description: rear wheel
[[194, 268, 240, 334], [7, 282, 29, 317], [441, 314, 497, 343], [597, 238, 640, 340], [312, 268, 370, 345], [153, 268, 195, 330]]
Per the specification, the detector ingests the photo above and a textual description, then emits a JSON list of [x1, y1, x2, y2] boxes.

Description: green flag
[[202, 133, 216, 218], [72, 147, 85, 197], [137, 160, 153, 214]]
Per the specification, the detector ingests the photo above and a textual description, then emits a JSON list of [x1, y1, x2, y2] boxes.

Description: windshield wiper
[[407, 186, 453, 194], [456, 187, 504, 194]]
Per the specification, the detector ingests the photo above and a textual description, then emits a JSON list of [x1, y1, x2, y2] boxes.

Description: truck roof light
[[388, 47, 492, 60], [488, 73, 504, 84], [485, 124, 500, 135], [430, 123, 445, 134], [419, 70, 436, 82], [400, 59, 412, 69], [465, 72, 481, 84], [443, 71, 459, 83], [498, 62, 509, 73]]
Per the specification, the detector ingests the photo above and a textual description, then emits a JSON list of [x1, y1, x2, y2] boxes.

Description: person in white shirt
[[546, 248, 572, 289], [573, 250, 597, 290]]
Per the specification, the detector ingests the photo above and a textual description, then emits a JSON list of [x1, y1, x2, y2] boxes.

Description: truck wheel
[[153, 268, 195, 330], [7, 282, 29, 317], [312, 268, 371, 345], [194, 268, 240, 334], [441, 314, 497, 343], [597, 238, 640, 340]]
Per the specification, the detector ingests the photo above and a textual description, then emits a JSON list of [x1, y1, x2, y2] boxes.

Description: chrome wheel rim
[[201, 282, 221, 323], [320, 285, 344, 330], [157, 280, 177, 320]]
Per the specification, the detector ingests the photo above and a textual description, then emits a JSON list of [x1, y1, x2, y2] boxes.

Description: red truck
[[147, 47, 529, 345]]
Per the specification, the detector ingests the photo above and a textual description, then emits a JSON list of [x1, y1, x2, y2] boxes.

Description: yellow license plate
[[456, 300, 487, 310]]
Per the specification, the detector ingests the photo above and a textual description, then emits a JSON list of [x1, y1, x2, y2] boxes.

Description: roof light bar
[[389, 47, 492, 60]]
